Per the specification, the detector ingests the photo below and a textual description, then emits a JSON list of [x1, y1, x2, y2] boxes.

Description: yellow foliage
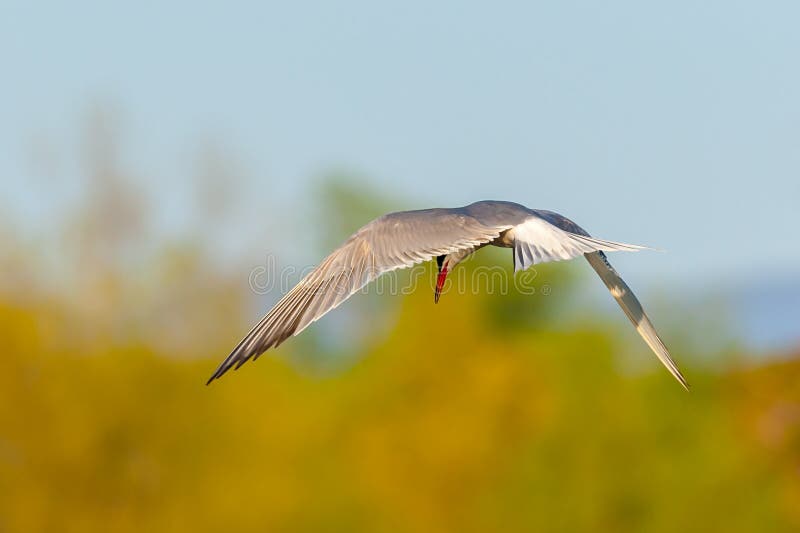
[[0, 165, 797, 531], [1, 270, 799, 532]]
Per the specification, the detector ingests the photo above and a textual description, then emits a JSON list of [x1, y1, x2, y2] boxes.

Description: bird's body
[[207, 201, 688, 388]]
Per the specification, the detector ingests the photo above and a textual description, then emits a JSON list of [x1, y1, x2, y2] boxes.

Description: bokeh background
[[3, 2, 800, 531]]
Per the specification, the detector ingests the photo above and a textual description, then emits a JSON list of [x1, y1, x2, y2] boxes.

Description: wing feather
[[585, 252, 689, 389], [207, 209, 510, 383], [529, 209, 688, 388]]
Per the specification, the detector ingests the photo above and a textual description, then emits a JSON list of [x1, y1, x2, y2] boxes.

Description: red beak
[[435, 265, 448, 303]]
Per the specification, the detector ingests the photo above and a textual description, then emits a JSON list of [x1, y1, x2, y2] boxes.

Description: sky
[[3, 1, 799, 288]]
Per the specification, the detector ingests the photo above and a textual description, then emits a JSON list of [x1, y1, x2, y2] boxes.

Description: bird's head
[[435, 249, 472, 303]]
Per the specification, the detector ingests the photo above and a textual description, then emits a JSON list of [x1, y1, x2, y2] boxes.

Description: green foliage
[[313, 172, 402, 251], [1, 162, 797, 532]]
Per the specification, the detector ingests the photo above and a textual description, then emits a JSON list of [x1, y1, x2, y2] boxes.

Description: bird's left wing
[[207, 209, 510, 383]]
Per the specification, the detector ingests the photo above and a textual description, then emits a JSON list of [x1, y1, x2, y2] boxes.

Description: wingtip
[[632, 244, 661, 253], [631, 242, 665, 253], [206, 363, 229, 385], [665, 362, 690, 391]]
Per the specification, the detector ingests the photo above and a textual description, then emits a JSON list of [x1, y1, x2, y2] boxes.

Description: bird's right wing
[[207, 209, 510, 383], [584, 251, 689, 389], [529, 209, 688, 389]]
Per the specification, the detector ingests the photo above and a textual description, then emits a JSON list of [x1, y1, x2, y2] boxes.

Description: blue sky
[[3, 1, 799, 285]]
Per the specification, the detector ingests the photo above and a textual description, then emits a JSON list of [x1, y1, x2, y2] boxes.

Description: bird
[[207, 200, 688, 389]]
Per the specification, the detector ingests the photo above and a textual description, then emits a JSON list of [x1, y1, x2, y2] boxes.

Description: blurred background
[[2, 2, 799, 531]]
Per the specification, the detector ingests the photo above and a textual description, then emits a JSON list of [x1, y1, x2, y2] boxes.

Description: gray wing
[[207, 209, 511, 383], [584, 252, 688, 389], [533, 210, 689, 389]]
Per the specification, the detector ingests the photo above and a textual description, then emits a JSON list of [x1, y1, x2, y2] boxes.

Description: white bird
[[207, 201, 687, 389]]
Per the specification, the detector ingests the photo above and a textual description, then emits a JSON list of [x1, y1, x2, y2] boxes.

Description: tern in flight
[[207, 201, 687, 389]]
